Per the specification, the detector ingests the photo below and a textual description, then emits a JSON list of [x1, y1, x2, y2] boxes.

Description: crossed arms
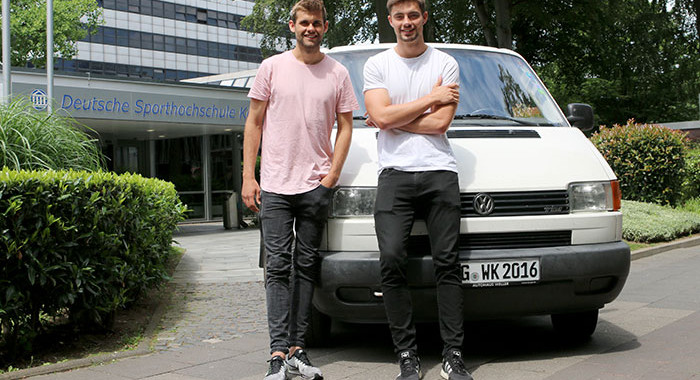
[[364, 76, 459, 135]]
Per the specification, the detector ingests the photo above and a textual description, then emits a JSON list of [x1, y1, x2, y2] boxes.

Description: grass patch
[[622, 200, 700, 243]]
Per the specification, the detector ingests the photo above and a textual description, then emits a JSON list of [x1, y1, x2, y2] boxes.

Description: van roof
[[327, 43, 524, 59]]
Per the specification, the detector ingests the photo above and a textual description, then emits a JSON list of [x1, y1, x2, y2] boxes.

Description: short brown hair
[[386, 0, 426, 13], [290, 0, 327, 22]]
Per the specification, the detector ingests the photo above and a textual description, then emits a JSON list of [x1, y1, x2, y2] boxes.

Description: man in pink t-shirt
[[241, 1, 358, 379]]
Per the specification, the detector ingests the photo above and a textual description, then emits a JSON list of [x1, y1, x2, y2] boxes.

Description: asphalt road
[[14, 229, 700, 380], [308, 243, 700, 380]]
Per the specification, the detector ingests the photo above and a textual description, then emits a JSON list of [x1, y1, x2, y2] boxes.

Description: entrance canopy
[[5, 69, 250, 140]]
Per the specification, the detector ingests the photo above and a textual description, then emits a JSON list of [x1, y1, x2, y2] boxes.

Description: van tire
[[551, 309, 599, 340], [306, 306, 332, 347]]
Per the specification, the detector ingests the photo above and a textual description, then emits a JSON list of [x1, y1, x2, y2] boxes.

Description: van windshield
[[329, 47, 568, 127]]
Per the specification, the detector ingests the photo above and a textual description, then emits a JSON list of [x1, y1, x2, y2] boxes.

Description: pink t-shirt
[[248, 51, 359, 195]]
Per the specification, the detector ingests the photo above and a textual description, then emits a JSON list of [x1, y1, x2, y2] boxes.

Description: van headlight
[[568, 180, 621, 212], [330, 187, 376, 217]]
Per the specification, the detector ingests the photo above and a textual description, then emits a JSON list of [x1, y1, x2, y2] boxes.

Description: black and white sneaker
[[286, 349, 323, 380], [264, 355, 288, 380], [440, 349, 473, 380], [396, 350, 422, 380]]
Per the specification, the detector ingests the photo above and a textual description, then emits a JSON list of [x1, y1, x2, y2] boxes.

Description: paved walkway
[[7, 225, 700, 380]]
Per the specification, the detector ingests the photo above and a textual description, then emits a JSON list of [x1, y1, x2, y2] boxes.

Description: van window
[[330, 48, 567, 127]]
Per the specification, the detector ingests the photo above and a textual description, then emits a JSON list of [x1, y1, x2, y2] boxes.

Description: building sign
[[16, 83, 249, 126]]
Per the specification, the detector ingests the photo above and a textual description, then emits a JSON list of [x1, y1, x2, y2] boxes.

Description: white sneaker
[[286, 349, 323, 380], [264, 356, 288, 380]]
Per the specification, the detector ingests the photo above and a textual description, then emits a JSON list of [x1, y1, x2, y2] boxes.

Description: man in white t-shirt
[[242, 1, 359, 379], [363, 1, 472, 380]]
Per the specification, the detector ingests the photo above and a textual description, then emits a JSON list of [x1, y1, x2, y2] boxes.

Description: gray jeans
[[260, 185, 333, 354]]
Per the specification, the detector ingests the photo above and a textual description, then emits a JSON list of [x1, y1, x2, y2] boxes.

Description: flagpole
[[47, 0, 54, 113], [2, 0, 11, 103]]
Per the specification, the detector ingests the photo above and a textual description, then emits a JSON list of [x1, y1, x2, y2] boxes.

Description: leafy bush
[[591, 120, 688, 205], [621, 200, 700, 243], [681, 145, 700, 202], [0, 169, 187, 359], [681, 198, 700, 214], [0, 98, 105, 171]]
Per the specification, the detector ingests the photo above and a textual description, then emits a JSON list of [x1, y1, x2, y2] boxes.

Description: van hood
[[336, 125, 616, 191]]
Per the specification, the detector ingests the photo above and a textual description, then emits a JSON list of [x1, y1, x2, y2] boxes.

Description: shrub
[[591, 120, 688, 205], [0, 98, 105, 171], [681, 145, 700, 202], [0, 169, 187, 359], [621, 200, 700, 243]]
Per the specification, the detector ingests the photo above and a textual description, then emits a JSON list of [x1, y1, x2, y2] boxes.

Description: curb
[[630, 234, 700, 261], [0, 285, 174, 380]]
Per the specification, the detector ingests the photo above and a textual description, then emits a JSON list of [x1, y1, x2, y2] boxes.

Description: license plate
[[461, 259, 540, 287]]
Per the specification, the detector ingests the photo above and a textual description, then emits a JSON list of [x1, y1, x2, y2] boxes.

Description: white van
[[268, 44, 631, 344]]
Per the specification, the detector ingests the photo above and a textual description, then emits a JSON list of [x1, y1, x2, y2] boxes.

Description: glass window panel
[[104, 62, 116, 74], [141, 67, 153, 79], [117, 29, 129, 46], [128, 0, 139, 12], [187, 39, 197, 55], [154, 68, 165, 81], [155, 137, 203, 191], [152, 0, 163, 17], [197, 9, 207, 23], [179, 194, 205, 220], [176, 37, 187, 54], [116, 0, 128, 11], [103, 27, 116, 45], [163, 2, 175, 18], [129, 30, 141, 48], [198, 40, 207, 56], [141, 33, 153, 50], [116, 64, 129, 76], [153, 34, 164, 51], [140, 0, 151, 15], [165, 35, 176, 52]]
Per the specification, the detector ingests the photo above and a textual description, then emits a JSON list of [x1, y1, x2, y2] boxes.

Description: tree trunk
[[494, 0, 513, 49], [375, 0, 396, 43], [472, 0, 498, 47]]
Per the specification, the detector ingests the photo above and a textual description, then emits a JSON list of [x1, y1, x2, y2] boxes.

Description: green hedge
[[622, 200, 700, 243], [591, 120, 688, 205], [0, 169, 187, 356], [681, 146, 700, 202]]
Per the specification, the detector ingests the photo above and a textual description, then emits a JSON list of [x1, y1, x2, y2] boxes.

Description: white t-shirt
[[363, 46, 458, 173]]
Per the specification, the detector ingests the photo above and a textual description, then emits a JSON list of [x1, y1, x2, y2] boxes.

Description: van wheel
[[551, 309, 599, 340], [305, 306, 331, 347]]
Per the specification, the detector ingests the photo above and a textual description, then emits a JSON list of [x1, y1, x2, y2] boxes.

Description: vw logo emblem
[[31, 89, 48, 110], [473, 193, 495, 216]]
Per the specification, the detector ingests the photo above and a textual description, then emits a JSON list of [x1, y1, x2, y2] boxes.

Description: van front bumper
[[313, 241, 630, 323]]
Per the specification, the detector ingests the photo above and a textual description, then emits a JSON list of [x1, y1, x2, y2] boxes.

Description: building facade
[[3, 0, 268, 222], [55, 0, 263, 83]]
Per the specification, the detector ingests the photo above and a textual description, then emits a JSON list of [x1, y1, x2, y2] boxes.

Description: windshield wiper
[[454, 114, 553, 126]]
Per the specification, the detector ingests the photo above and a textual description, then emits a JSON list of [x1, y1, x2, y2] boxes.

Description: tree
[[241, 0, 377, 56], [0, 0, 102, 68], [241, 0, 699, 125]]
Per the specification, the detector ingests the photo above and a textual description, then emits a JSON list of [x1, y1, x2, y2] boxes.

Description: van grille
[[408, 230, 572, 253], [461, 190, 569, 217]]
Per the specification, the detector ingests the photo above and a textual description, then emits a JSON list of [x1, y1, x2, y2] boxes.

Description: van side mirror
[[566, 103, 594, 131]]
